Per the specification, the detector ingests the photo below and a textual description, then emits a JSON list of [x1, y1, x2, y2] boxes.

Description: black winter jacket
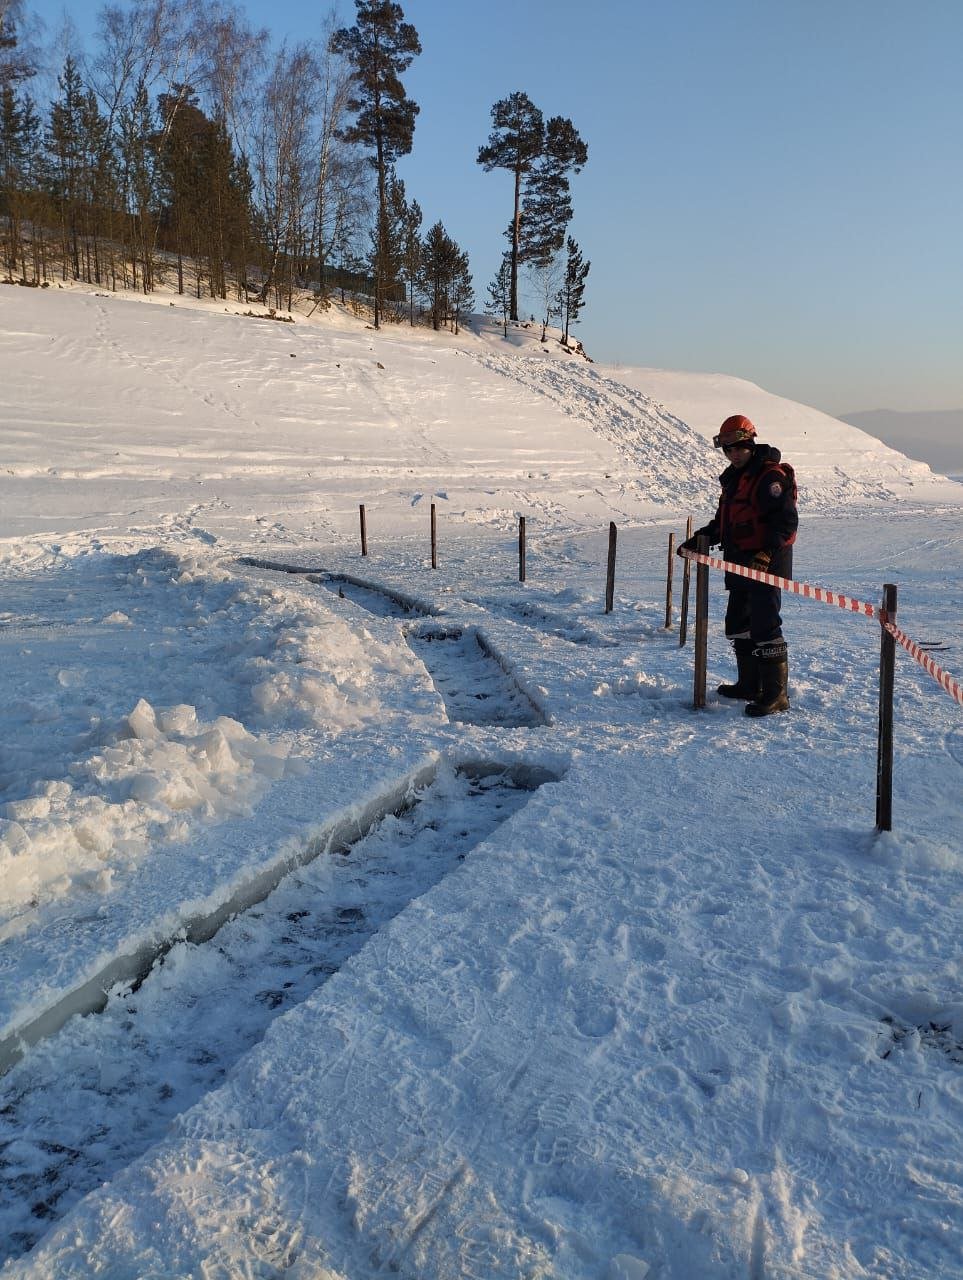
[[699, 444, 798, 559]]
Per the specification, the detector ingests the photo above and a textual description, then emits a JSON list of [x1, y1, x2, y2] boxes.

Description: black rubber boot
[[717, 638, 761, 700], [745, 641, 789, 716]]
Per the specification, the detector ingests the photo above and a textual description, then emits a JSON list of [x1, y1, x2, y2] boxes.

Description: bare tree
[[0, 0, 40, 87], [193, 3, 268, 146], [526, 253, 563, 343], [308, 15, 369, 301], [252, 41, 320, 306], [87, 0, 257, 290]]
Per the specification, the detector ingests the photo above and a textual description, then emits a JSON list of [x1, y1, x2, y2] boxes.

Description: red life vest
[[720, 461, 797, 551]]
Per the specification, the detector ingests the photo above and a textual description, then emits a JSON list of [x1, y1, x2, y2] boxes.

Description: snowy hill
[[612, 363, 958, 507], [0, 286, 957, 553], [0, 283, 961, 1279]]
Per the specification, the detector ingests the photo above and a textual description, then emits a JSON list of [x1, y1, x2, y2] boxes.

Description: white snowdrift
[[0, 546, 438, 917]]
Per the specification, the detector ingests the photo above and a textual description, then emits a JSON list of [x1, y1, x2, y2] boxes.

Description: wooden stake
[[519, 515, 526, 583], [692, 535, 710, 709], [664, 532, 676, 628], [430, 502, 437, 569], [605, 522, 617, 613], [679, 516, 693, 647], [876, 583, 897, 832], [359, 503, 368, 557]]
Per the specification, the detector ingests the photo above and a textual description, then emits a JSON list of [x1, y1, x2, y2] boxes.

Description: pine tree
[[450, 248, 473, 335], [419, 219, 473, 332], [331, 0, 421, 330], [157, 91, 252, 300], [199, 114, 248, 299], [421, 219, 453, 330], [3, 87, 47, 281], [557, 236, 590, 345], [390, 176, 421, 324], [156, 90, 206, 295], [226, 148, 254, 301], [0, 84, 28, 275], [46, 56, 87, 280], [476, 91, 543, 323], [117, 84, 158, 291], [373, 167, 413, 319], [519, 116, 587, 270], [485, 251, 511, 337]]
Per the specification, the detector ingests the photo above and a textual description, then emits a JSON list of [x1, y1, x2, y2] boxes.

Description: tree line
[[0, 0, 589, 338]]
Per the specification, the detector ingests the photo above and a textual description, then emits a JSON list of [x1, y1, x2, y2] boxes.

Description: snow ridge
[[470, 345, 953, 513], [469, 349, 719, 506]]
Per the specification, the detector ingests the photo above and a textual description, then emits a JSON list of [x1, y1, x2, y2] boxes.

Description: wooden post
[[664, 532, 676, 628], [679, 515, 693, 647], [518, 515, 526, 583], [692, 535, 710, 709], [876, 583, 897, 832], [430, 502, 437, 569], [359, 503, 368, 557], [604, 522, 617, 613]]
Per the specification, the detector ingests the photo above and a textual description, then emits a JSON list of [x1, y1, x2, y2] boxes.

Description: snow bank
[[0, 548, 437, 917], [0, 696, 290, 914]]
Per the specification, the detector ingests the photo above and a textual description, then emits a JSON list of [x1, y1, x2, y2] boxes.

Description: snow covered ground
[[0, 282, 961, 1278]]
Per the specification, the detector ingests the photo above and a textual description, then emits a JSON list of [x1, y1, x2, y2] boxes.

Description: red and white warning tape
[[879, 618, 963, 708], [678, 549, 878, 616], [679, 548, 962, 708]]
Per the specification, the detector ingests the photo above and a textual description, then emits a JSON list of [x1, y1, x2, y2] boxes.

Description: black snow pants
[[722, 545, 792, 644]]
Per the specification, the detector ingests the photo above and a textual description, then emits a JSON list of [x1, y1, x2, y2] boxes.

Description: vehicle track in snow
[[0, 764, 549, 1266], [318, 572, 433, 620]]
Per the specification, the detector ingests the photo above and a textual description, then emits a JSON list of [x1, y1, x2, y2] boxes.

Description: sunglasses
[[722, 441, 752, 454]]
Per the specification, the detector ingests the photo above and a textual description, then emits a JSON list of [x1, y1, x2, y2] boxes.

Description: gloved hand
[[749, 549, 771, 571], [677, 528, 710, 556]]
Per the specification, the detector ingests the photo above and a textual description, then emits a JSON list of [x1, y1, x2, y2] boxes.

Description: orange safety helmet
[[713, 414, 757, 449]]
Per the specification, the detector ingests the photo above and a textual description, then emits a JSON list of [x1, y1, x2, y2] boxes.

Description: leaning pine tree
[[331, 0, 421, 329]]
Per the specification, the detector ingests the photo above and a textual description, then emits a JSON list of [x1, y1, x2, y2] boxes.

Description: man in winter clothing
[[679, 414, 798, 716]]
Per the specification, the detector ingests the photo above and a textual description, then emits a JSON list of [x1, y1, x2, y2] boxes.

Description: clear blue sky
[[26, 0, 963, 417]]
